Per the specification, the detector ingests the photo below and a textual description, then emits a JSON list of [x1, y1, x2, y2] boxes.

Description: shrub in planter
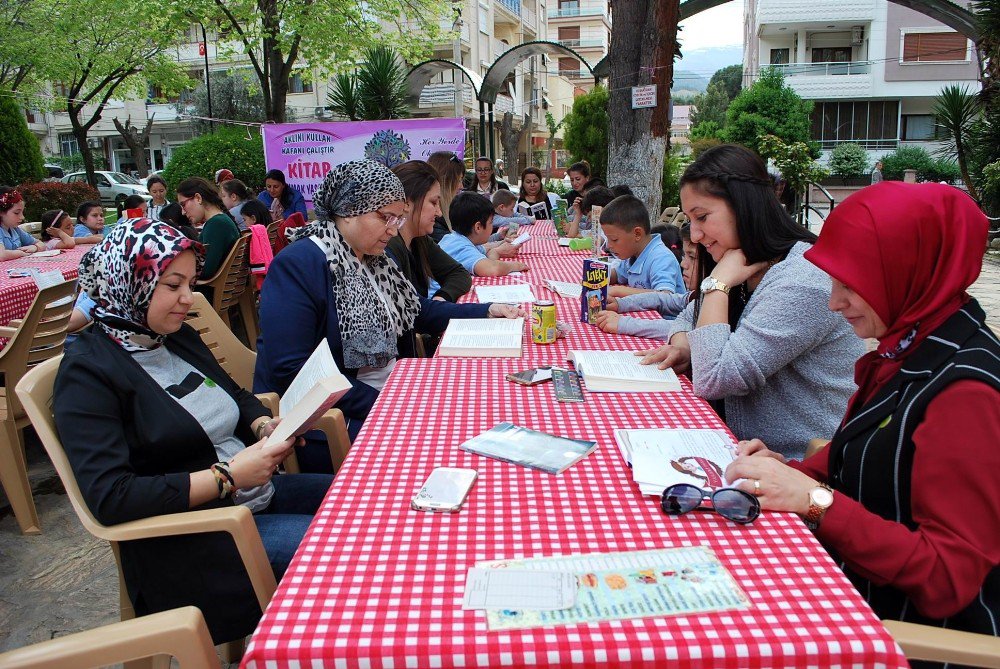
[[923, 158, 961, 184], [161, 128, 267, 194], [829, 143, 870, 179], [879, 146, 934, 181], [16, 181, 101, 222]]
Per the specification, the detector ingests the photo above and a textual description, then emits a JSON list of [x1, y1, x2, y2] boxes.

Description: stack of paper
[[569, 350, 681, 392], [614, 428, 738, 495], [438, 318, 524, 358], [474, 284, 536, 304]]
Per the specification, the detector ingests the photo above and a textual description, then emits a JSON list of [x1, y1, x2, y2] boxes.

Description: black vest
[[827, 299, 1000, 635]]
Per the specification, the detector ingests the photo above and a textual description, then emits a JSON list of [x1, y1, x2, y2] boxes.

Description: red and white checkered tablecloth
[[0, 244, 92, 330], [242, 358, 906, 669]]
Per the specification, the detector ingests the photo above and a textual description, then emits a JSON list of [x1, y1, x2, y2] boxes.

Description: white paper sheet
[[544, 279, 581, 298], [463, 568, 577, 611], [279, 340, 340, 416], [32, 269, 74, 306], [475, 284, 536, 304], [509, 232, 531, 247]]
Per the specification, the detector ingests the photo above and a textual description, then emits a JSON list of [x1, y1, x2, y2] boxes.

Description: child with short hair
[[432, 193, 529, 295], [565, 186, 616, 238], [491, 189, 533, 232], [596, 223, 696, 336], [73, 201, 107, 243], [600, 195, 685, 298], [39, 210, 77, 249]]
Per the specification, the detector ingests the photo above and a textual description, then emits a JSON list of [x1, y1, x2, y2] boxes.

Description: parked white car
[[140, 170, 165, 187], [62, 171, 151, 207]]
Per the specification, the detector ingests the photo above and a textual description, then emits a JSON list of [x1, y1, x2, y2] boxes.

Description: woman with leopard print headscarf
[[53, 218, 334, 645], [254, 159, 522, 472]]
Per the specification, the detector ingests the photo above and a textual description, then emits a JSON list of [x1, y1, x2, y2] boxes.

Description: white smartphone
[[411, 467, 478, 513]]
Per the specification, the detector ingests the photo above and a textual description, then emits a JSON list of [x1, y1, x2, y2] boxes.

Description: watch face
[[700, 277, 715, 292], [810, 487, 834, 508]]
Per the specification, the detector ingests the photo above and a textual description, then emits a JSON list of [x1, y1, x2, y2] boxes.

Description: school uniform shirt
[[73, 223, 101, 238], [1, 225, 37, 250], [148, 201, 170, 222], [64, 292, 96, 348], [614, 233, 686, 293], [432, 232, 487, 296]]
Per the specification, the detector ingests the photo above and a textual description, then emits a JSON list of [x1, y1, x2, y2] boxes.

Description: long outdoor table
[[0, 245, 92, 348], [242, 358, 907, 668]]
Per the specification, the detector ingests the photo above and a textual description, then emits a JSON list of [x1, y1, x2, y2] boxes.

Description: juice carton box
[[580, 258, 609, 324]]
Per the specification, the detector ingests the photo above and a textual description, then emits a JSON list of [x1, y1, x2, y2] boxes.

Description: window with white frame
[[59, 133, 79, 157]]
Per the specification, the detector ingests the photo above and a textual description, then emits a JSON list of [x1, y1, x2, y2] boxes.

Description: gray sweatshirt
[[668, 242, 864, 460], [617, 291, 691, 339]]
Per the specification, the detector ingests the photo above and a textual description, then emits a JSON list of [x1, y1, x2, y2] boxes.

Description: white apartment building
[[546, 0, 612, 88], [24, 3, 573, 175], [743, 0, 981, 160]]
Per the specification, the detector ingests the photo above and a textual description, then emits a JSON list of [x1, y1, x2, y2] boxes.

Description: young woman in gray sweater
[[639, 145, 864, 460]]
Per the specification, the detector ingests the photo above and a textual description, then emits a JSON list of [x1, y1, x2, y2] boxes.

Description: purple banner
[[262, 118, 466, 204]]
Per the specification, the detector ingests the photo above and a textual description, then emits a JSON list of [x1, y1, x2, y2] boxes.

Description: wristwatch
[[700, 276, 730, 295], [804, 484, 834, 530]]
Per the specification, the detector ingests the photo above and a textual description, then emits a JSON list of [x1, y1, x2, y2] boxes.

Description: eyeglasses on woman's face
[[373, 208, 407, 230]]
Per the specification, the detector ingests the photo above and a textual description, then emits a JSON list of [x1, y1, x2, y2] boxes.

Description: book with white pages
[[474, 284, 535, 304], [569, 350, 681, 392], [32, 269, 75, 307], [265, 340, 351, 447], [509, 231, 530, 247], [613, 428, 738, 496], [459, 422, 597, 474], [438, 317, 524, 358], [544, 279, 581, 299]]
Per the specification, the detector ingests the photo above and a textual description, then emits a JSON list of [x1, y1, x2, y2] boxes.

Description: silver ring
[[753, 479, 762, 496]]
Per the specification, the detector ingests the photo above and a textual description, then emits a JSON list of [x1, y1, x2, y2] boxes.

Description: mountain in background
[[671, 44, 744, 96]]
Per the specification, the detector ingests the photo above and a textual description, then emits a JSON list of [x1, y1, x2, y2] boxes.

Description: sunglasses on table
[[660, 483, 760, 525]]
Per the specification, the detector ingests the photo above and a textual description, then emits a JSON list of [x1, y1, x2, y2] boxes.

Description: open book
[[438, 317, 524, 358], [614, 428, 738, 495], [544, 279, 581, 299], [509, 231, 530, 247], [265, 340, 351, 447], [569, 350, 681, 392], [459, 422, 597, 474]]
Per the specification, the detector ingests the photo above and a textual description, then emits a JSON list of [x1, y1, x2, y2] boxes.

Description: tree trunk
[[112, 116, 154, 177], [607, 0, 680, 222]]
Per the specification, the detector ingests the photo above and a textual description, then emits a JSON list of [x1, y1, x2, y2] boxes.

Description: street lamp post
[[199, 21, 214, 131]]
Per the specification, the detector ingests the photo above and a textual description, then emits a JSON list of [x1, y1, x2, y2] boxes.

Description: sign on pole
[[262, 118, 466, 205], [631, 85, 657, 110]]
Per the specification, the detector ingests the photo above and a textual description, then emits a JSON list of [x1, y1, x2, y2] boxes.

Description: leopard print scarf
[[78, 218, 205, 352], [287, 161, 420, 369]]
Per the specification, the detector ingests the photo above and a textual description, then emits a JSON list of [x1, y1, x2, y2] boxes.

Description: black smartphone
[[506, 366, 553, 386]]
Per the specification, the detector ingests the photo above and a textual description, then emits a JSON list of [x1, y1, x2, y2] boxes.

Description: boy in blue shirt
[[431, 193, 529, 296], [600, 195, 685, 297]]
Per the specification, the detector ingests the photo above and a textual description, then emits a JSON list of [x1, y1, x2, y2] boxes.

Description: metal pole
[[200, 22, 214, 132], [453, 18, 463, 120], [488, 104, 495, 162], [479, 101, 487, 157]]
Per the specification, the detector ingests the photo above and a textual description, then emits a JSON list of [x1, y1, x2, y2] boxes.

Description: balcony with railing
[[548, 6, 606, 19], [557, 38, 606, 50], [770, 61, 874, 99], [523, 5, 537, 32], [495, 0, 521, 19]]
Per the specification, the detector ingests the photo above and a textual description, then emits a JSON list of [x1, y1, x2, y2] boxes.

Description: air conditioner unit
[[851, 26, 864, 46]]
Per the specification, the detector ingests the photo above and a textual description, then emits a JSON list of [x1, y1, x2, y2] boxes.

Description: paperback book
[[459, 422, 597, 474]]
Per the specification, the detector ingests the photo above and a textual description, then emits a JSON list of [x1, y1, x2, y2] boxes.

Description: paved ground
[[0, 250, 997, 662]]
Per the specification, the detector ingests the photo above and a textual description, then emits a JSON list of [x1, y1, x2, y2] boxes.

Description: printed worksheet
[[476, 546, 750, 630], [475, 284, 536, 304], [463, 569, 577, 611]]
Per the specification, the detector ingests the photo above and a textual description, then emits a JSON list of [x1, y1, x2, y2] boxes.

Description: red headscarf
[[804, 182, 988, 413]]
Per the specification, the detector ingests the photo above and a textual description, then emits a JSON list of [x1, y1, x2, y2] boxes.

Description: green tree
[[933, 84, 981, 200], [0, 92, 45, 185], [180, 71, 267, 133], [708, 64, 742, 101], [176, 0, 452, 123], [544, 112, 566, 178], [563, 85, 610, 180], [0, 0, 48, 93], [758, 134, 827, 222], [828, 143, 870, 179], [879, 146, 935, 181], [689, 120, 722, 140], [326, 73, 362, 121], [722, 68, 815, 156], [689, 80, 730, 128], [661, 152, 688, 209], [40, 0, 188, 186], [161, 127, 266, 194]]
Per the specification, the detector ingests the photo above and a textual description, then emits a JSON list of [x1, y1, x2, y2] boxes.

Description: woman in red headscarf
[[725, 182, 1000, 637]]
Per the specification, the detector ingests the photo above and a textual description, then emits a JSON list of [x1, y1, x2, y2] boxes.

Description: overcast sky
[[678, 2, 746, 50]]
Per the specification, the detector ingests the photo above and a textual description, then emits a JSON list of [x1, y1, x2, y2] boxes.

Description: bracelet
[[255, 417, 277, 440], [210, 461, 236, 499]]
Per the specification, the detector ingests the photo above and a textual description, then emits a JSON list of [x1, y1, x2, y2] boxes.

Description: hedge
[[161, 128, 267, 194], [0, 93, 46, 186], [16, 181, 101, 222]]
